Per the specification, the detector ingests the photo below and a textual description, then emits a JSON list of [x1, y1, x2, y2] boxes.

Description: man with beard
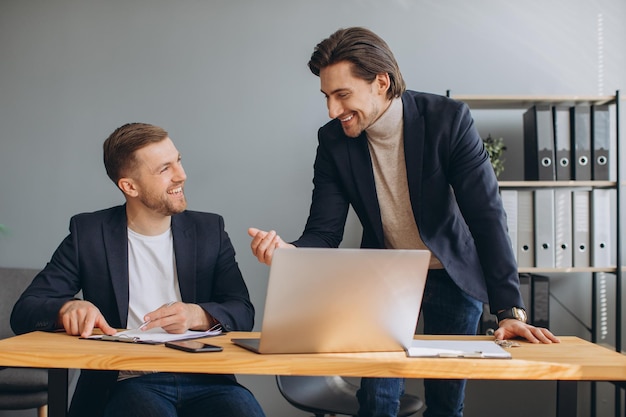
[[11, 123, 266, 417]]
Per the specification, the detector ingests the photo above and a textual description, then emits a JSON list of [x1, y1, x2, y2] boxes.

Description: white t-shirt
[[126, 227, 182, 329]]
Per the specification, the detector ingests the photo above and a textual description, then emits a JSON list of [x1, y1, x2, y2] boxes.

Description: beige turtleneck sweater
[[365, 97, 443, 269]]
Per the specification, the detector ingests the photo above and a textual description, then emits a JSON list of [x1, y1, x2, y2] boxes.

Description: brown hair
[[103, 122, 169, 184], [308, 27, 406, 100]]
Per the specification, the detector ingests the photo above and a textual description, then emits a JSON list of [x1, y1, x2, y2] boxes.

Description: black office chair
[[276, 375, 423, 417], [0, 367, 48, 417], [0, 268, 48, 417]]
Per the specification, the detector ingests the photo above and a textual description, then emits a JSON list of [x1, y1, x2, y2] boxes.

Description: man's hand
[[248, 227, 294, 265], [493, 319, 560, 344], [140, 302, 215, 334], [58, 300, 116, 338]]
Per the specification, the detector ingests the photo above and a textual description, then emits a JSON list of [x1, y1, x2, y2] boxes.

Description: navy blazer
[[293, 90, 523, 311], [11, 205, 254, 416]]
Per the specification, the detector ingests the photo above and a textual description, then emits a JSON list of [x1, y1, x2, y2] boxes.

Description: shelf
[[450, 94, 616, 109], [518, 267, 617, 274], [499, 181, 616, 188]]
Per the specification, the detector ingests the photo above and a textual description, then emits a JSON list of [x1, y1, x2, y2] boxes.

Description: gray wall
[[1, 1, 625, 416]]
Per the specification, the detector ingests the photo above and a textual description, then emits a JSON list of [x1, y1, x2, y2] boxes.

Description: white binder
[[591, 188, 612, 267], [500, 189, 518, 260], [572, 190, 591, 267], [516, 190, 535, 268], [534, 189, 555, 268], [554, 189, 573, 268]]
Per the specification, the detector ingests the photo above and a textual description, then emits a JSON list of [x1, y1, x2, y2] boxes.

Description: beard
[[139, 190, 187, 216]]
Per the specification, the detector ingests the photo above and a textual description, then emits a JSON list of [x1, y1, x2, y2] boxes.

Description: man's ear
[[118, 177, 138, 198], [375, 72, 391, 95]]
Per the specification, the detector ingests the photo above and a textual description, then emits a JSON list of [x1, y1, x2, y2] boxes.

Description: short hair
[[308, 27, 406, 100], [103, 122, 169, 184]]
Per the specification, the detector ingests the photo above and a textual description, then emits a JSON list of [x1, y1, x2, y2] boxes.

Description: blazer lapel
[[102, 206, 130, 327], [172, 214, 196, 302], [402, 94, 425, 225]]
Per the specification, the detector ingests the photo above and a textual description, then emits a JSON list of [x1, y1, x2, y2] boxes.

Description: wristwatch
[[496, 307, 527, 324]]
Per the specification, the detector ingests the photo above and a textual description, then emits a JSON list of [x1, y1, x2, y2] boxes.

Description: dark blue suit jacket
[[11, 205, 254, 416], [293, 90, 523, 311]]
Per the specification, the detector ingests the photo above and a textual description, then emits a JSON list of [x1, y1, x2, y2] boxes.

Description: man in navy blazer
[[12, 123, 265, 417], [249, 27, 559, 417]]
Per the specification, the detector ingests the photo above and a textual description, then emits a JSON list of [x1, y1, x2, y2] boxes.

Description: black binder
[[523, 105, 556, 180], [553, 106, 572, 180], [570, 105, 592, 180], [591, 104, 610, 180], [530, 274, 550, 328]]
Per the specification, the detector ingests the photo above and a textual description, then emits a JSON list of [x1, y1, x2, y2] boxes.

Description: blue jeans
[[102, 373, 266, 417], [357, 269, 483, 417]]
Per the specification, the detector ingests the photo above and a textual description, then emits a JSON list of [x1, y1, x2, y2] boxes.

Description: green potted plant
[[483, 134, 506, 178]]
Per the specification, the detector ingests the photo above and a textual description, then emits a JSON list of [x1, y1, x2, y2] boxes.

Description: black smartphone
[[165, 340, 223, 353]]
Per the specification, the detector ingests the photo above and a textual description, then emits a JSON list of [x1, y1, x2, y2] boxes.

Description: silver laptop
[[232, 247, 430, 354]]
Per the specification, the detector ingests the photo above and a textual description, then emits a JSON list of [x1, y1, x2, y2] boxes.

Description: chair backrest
[[0, 268, 39, 339]]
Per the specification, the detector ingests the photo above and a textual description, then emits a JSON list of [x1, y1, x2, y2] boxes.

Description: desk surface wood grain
[[0, 331, 625, 381]]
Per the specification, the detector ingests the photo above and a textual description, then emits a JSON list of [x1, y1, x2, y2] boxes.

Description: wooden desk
[[0, 331, 625, 417]]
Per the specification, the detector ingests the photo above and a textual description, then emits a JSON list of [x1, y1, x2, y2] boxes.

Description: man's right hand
[[248, 227, 294, 265], [58, 300, 117, 338]]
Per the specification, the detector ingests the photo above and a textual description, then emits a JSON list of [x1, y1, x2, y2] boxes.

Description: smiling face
[[320, 61, 391, 138], [125, 137, 187, 217]]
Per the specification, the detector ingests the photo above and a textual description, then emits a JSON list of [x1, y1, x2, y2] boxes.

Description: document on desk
[[84, 326, 222, 344], [406, 340, 511, 359]]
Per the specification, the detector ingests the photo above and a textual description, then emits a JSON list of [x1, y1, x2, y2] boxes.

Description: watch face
[[513, 307, 527, 323]]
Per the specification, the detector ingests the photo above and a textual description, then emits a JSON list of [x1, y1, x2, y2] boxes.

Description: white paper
[[406, 340, 511, 359], [85, 327, 222, 344]]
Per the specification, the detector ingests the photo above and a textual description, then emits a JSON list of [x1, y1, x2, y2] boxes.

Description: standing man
[[12, 123, 266, 417], [249, 27, 559, 417]]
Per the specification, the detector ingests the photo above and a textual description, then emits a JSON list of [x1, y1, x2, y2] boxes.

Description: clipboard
[[82, 326, 222, 345], [406, 340, 512, 359]]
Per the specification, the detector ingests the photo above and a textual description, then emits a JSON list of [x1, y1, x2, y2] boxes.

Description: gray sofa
[[0, 268, 48, 417]]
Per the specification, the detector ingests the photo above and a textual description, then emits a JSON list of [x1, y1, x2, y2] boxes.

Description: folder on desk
[[570, 105, 592, 180], [500, 189, 518, 259], [554, 189, 573, 268], [407, 340, 511, 359], [534, 189, 555, 268], [572, 189, 591, 267], [517, 190, 535, 268], [84, 327, 222, 344], [553, 106, 572, 181], [591, 105, 610, 180], [591, 188, 612, 267], [524, 105, 556, 180]]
